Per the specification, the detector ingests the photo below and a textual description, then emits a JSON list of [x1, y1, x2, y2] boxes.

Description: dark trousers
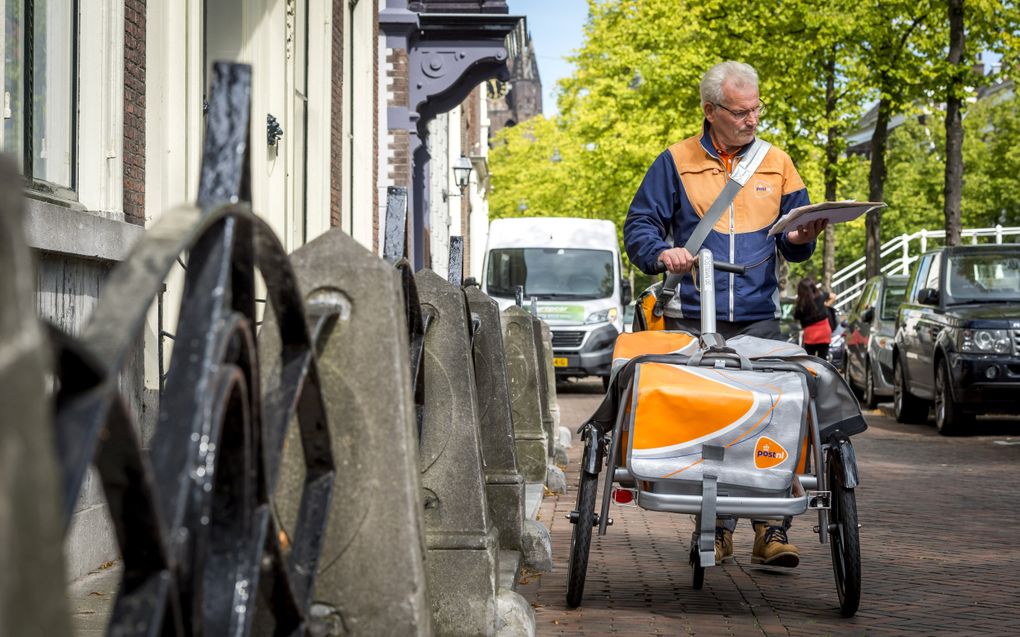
[[665, 315, 791, 532], [804, 343, 829, 358], [664, 316, 783, 341]]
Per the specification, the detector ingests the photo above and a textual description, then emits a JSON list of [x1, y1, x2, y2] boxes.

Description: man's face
[[704, 81, 761, 150]]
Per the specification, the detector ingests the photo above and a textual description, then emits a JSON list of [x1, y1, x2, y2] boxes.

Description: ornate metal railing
[[50, 63, 335, 635]]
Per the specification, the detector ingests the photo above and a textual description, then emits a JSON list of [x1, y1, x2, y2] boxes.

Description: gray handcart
[[566, 250, 865, 617]]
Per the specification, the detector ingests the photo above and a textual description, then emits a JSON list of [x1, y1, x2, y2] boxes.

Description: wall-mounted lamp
[[267, 114, 284, 146], [443, 155, 474, 202]]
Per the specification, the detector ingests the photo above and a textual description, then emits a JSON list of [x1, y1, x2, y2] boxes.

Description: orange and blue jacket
[[624, 124, 814, 322]]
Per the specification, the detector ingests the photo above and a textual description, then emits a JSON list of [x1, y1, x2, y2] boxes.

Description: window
[[945, 252, 1020, 303], [880, 286, 907, 320], [923, 254, 941, 292], [908, 255, 932, 304], [485, 248, 615, 300], [2, 0, 77, 192], [850, 282, 872, 318]]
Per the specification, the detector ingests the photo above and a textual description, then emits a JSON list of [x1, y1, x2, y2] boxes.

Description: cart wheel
[[828, 457, 862, 617], [689, 538, 705, 590], [566, 470, 598, 607]]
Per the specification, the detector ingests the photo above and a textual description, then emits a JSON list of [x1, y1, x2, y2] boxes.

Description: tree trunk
[[823, 45, 839, 291], [944, 0, 965, 246], [866, 97, 892, 279]]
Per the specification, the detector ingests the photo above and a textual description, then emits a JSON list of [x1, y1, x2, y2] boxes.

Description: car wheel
[[935, 360, 972, 436], [893, 359, 929, 424], [861, 357, 877, 409]]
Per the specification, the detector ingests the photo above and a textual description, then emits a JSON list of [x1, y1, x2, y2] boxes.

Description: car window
[[946, 252, 1020, 303], [923, 254, 941, 292], [485, 248, 615, 300], [867, 282, 880, 310], [880, 287, 907, 320], [852, 283, 873, 318], [908, 255, 932, 304]]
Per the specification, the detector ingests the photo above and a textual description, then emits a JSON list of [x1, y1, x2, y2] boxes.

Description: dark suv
[[893, 245, 1020, 434]]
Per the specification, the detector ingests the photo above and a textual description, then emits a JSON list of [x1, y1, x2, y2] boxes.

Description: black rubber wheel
[[566, 470, 598, 607], [893, 359, 929, 424], [860, 357, 877, 409], [935, 360, 972, 436], [828, 455, 862, 617], [689, 538, 705, 590]]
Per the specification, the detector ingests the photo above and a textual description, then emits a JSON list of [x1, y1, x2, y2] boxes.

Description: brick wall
[[123, 0, 146, 225], [330, 0, 344, 228], [387, 49, 410, 190]]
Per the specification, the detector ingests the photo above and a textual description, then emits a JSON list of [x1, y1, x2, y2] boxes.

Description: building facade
[[5, 0, 516, 580]]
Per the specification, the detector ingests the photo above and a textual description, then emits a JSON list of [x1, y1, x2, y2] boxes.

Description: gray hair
[[700, 61, 759, 107]]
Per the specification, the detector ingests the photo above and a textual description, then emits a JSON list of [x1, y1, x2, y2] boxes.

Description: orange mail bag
[[611, 332, 809, 495]]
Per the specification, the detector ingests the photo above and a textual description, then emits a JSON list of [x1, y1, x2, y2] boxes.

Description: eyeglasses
[[713, 101, 766, 121]]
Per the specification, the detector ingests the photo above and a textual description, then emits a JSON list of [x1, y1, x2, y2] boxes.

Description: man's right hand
[[657, 247, 695, 274]]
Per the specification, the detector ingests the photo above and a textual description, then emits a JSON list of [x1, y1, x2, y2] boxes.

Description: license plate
[[553, 357, 568, 368]]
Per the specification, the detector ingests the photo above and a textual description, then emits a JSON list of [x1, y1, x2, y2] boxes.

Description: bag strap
[[653, 139, 772, 318]]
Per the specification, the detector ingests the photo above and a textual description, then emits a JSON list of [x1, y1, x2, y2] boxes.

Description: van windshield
[[486, 248, 615, 300]]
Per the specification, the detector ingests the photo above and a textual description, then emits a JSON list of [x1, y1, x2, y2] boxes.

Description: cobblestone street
[[520, 379, 1020, 636]]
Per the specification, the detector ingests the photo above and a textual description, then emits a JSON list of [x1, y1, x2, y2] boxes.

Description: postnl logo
[[752, 180, 774, 198], [754, 436, 788, 469]]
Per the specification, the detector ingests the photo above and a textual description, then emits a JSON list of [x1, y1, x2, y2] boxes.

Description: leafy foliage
[[488, 0, 1020, 282]]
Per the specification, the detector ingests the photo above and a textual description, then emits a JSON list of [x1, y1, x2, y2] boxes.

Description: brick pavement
[[519, 379, 1020, 636]]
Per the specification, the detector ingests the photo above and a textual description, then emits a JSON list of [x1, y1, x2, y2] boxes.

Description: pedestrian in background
[[794, 276, 832, 358]]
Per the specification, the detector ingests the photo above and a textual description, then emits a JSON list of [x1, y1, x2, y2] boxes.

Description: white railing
[[830, 224, 1020, 312]]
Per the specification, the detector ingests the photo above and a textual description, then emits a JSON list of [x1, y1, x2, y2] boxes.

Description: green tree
[[962, 90, 1020, 228]]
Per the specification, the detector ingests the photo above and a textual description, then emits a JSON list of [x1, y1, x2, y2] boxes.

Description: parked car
[[844, 274, 909, 407], [893, 245, 1020, 434]]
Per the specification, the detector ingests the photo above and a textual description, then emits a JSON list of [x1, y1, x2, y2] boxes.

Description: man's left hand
[[786, 219, 828, 245]]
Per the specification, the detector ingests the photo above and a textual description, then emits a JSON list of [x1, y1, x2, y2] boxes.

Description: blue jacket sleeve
[[624, 152, 678, 274], [776, 187, 815, 263]]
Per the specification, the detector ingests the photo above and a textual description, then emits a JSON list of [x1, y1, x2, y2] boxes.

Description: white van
[[480, 217, 631, 388]]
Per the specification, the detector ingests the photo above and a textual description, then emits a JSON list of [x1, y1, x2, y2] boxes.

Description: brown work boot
[[714, 527, 733, 564], [752, 522, 800, 568]]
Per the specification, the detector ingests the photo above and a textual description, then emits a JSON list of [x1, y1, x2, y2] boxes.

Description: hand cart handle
[[651, 255, 747, 276]]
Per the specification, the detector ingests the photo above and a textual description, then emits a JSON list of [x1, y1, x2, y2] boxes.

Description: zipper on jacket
[[728, 204, 735, 321]]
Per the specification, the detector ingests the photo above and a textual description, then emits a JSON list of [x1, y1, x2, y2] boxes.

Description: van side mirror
[[917, 287, 939, 305], [621, 279, 632, 305]]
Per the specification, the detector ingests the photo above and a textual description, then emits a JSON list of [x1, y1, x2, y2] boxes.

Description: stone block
[[500, 307, 548, 483], [416, 269, 500, 636], [266, 229, 431, 636], [536, 321, 557, 458], [464, 286, 525, 553], [545, 465, 567, 494], [520, 519, 553, 573]]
